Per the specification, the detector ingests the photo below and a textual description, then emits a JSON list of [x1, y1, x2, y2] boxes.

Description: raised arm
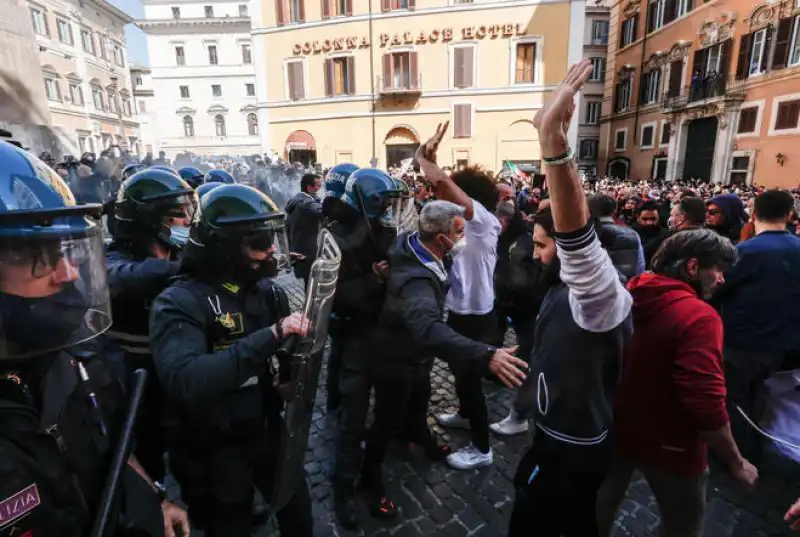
[[415, 122, 475, 220]]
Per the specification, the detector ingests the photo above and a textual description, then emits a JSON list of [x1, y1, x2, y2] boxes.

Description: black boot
[[334, 484, 359, 529]]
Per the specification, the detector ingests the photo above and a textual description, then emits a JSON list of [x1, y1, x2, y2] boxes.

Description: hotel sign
[[292, 23, 528, 55]]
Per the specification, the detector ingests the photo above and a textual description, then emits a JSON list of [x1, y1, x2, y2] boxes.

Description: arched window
[[183, 115, 194, 137], [214, 114, 226, 137], [247, 113, 258, 135]]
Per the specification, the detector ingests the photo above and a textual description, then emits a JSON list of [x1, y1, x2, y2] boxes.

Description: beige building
[[252, 0, 587, 170], [26, 0, 141, 157]]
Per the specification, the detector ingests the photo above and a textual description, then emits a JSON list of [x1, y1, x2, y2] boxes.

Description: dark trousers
[[168, 426, 313, 537], [333, 329, 372, 489], [447, 310, 497, 453], [326, 317, 343, 407], [363, 361, 436, 483], [508, 434, 611, 537]]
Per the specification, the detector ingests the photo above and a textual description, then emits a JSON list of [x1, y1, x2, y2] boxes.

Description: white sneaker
[[436, 412, 472, 430], [446, 444, 493, 470], [490, 412, 530, 436]]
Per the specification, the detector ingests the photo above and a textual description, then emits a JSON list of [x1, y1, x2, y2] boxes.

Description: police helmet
[[178, 166, 205, 189], [113, 169, 196, 250], [121, 163, 147, 181], [342, 168, 404, 223], [204, 169, 236, 184], [196, 181, 224, 199], [324, 163, 359, 199], [150, 165, 179, 176], [0, 141, 111, 360]]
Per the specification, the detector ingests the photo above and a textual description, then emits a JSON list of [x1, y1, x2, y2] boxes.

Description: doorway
[[386, 143, 419, 168], [652, 157, 668, 180], [288, 148, 316, 166], [608, 159, 629, 179], [682, 117, 717, 182]]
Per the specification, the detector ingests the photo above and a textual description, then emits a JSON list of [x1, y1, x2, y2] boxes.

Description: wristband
[[543, 147, 574, 166], [153, 481, 168, 503]]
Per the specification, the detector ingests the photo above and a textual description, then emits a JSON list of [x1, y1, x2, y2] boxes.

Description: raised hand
[[416, 121, 450, 166], [533, 59, 593, 156]]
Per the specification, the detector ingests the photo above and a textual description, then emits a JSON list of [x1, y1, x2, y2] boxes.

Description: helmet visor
[[0, 225, 111, 360], [381, 196, 417, 230]]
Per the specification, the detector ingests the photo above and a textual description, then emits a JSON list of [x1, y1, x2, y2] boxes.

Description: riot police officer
[[329, 168, 402, 528], [203, 169, 236, 184], [149, 184, 313, 537], [196, 181, 224, 199], [107, 168, 195, 481], [178, 167, 205, 190], [0, 141, 188, 537]]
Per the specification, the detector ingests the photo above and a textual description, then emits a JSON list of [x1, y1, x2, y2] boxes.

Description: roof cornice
[[87, 0, 134, 24], [136, 16, 250, 31]]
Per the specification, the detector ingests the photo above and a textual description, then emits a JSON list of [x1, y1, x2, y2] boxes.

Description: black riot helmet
[[183, 184, 289, 283], [0, 141, 111, 361], [113, 168, 196, 251], [178, 166, 205, 189], [121, 163, 147, 181]]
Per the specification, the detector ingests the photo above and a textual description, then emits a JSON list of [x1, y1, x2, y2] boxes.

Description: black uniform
[[149, 276, 312, 537]]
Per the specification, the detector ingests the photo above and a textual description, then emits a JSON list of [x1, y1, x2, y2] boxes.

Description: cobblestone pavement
[[195, 274, 800, 537]]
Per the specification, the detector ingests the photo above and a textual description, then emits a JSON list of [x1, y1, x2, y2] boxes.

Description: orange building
[[598, 0, 800, 187]]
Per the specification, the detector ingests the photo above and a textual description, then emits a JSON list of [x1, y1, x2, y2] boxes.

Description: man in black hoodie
[[362, 200, 527, 517], [285, 173, 323, 285]]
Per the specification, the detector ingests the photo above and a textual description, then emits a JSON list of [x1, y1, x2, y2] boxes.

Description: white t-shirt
[[445, 198, 501, 315]]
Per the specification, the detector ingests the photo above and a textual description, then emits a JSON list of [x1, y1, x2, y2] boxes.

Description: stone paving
[[196, 274, 800, 537]]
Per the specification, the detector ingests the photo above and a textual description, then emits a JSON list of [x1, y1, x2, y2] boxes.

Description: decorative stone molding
[[240, 104, 258, 113], [622, 0, 640, 17], [667, 41, 692, 61], [698, 12, 736, 48], [744, 3, 780, 30], [645, 52, 668, 70], [207, 104, 229, 115], [175, 106, 197, 115]]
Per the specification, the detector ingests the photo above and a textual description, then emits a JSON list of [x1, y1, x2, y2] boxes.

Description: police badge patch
[[0, 484, 40, 530]]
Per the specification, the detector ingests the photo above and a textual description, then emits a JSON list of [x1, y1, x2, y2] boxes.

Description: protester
[[285, 172, 324, 286], [706, 193, 747, 244], [668, 196, 707, 232], [588, 194, 645, 279], [632, 200, 668, 265]]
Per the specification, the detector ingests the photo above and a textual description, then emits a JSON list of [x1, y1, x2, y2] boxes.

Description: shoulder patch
[[0, 484, 40, 529], [222, 283, 240, 295]]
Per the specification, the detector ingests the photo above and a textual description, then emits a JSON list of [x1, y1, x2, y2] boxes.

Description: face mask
[[232, 256, 279, 286], [168, 226, 190, 248], [442, 235, 466, 259]]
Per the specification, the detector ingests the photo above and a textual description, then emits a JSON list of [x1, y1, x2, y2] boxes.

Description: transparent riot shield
[[269, 227, 341, 512]]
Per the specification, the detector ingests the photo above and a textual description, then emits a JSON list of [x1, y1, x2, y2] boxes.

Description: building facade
[[577, 0, 610, 176], [131, 64, 156, 154], [21, 0, 141, 157], [138, 0, 260, 158], [252, 0, 586, 170], [598, 0, 800, 188]]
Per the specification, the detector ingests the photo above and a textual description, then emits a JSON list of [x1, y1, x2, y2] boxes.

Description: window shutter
[[276, 0, 286, 26], [345, 0, 353, 16], [409, 51, 419, 89], [322, 0, 330, 19], [346, 56, 355, 94], [646, 3, 654, 32], [719, 39, 731, 77], [736, 33, 751, 79], [464, 46, 475, 87], [324, 59, 333, 96], [668, 59, 682, 94], [692, 48, 708, 76], [454, 103, 470, 138], [407, 0, 415, 10], [638, 72, 647, 104], [760, 27, 772, 72], [297, 63, 306, 99], [382, 54, 392, 90], [453, 47, 465, 88], [664, 0, 677, 24], [772, 18, 793, 70], [633, 14, 639, 41], [381, 0, 390, 12]]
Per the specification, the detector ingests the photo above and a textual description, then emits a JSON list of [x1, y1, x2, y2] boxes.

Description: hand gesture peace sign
[[415, 121, 450, 166]]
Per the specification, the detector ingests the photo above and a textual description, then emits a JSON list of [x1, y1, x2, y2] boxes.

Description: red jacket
[[613, 273, 729, 476]]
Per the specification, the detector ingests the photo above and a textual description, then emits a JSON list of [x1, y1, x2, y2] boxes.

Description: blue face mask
[[169, 225, 190, 248]]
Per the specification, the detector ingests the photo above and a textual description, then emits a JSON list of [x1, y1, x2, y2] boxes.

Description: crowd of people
[[1, 56, 799, 537]]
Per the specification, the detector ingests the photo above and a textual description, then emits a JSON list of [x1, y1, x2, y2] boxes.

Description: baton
[[90, 368, 148, 537]]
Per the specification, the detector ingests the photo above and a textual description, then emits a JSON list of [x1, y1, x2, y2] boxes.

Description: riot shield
[[269, 227, 341, 512]]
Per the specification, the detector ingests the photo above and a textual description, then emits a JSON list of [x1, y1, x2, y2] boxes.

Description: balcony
[[661, 75, 746, 113], [377, 73, 422, 97]]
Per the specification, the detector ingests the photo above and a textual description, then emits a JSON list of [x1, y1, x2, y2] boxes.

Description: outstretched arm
[[415, 122, 475, 220]]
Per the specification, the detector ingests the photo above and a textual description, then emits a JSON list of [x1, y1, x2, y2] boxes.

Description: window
[[286, 59, 306, 100], [452, 45, 476, 89], [647, 0, 666, 32], [325, 57, 355, 96], [453, 103, 472, 138], [791, 16, 800, 66], [31, 8, 48, 36], [175, 46, 185, 66], [640, 123, 655, 148], [208, 45, 218, 65], [138, 100, 146, 113], [614, 129, 627, 151], [245, 83, 255, 96], [179, 85, 190, 98], [211, 84, 222, 97], [579, 139, 598, 159], [108, 93, 117, 113], [382, 51, 419, 90], [775, 99, 800, 130], [589, 57, 606, 81], [620, 16, 636, 47], [135, 76, 142, 86], [382, 0, 411, 11], [773, 15, 800, 70], [614, 77, 632, 112], [660, 121, 671, 146], [171, 6, 180, 18], [214, 114, 226, 137], [204, 5, 213, 17], [239, 4, 248, 16], [676, 0, 692, 18], [68, 83, 83, 105], [749, 28, 768, 77], [123, 100, 132, 116], [183, 116, 194, 137], [289, 0, 303, 23], [737, 106, 758, 134], [514, 42, 536, 84], [666, 59, 683, 97], [81, 30, 94, 54], [584, 101, 601, 124], [640, 69, 661, 105], [44, 78, 60, 101], [56, 19, 73, 45], [242, 44, 252, 64], [328, 0, 350, 17], [113, 45, 124, 67], [591, 20, 609, 45], [92, 86, 104, 110], [247, 113, 258, 135], [729, 154, 751, 185]]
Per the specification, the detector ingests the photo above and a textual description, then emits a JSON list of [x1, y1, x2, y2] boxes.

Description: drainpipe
[[632, 18, 649, 150], [369, 0, 377, 163]]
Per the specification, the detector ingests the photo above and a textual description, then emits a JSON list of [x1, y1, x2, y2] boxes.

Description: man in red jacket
[[596, 229, 758, 537]]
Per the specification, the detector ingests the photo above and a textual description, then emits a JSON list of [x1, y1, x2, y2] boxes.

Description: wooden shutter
[[664, 0, 677, 25], [668, 59, 682, 94], [381, 0, 390, 12], [736, 33, 751, 79], [407, 0, 415, 10], [633, 14, 639, 41], [346, 56, 355, 94], [345, 0, 353, 16], [760, 27, 772, 72], [719, 39, 731, 77], [409, 51, 419, 89], [638, 72, 648, 104], [453, 47, 465, 88], [772, 17, 793, 70], [287, 63, 296, 99], [322, 0, 330, 19], [382, 54, 392, 90], [276, 0, 286, 26], [454, 103, 471, 138], [464, 46, 475, 87], [324, 58, 333, 96], [646, 3, 655, 33]]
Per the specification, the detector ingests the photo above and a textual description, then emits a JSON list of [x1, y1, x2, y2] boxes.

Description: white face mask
[[448, 237, 467, 258]]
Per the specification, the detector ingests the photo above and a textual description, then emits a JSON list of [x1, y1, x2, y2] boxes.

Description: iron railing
[[377, 73, 423, 95], [661, 76, 746, 112]]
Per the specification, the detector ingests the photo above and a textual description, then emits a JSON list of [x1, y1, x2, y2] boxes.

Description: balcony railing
[[661, 75, 746, 113], [590, 37, 608, 46], [377, 73, 423, 96]]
